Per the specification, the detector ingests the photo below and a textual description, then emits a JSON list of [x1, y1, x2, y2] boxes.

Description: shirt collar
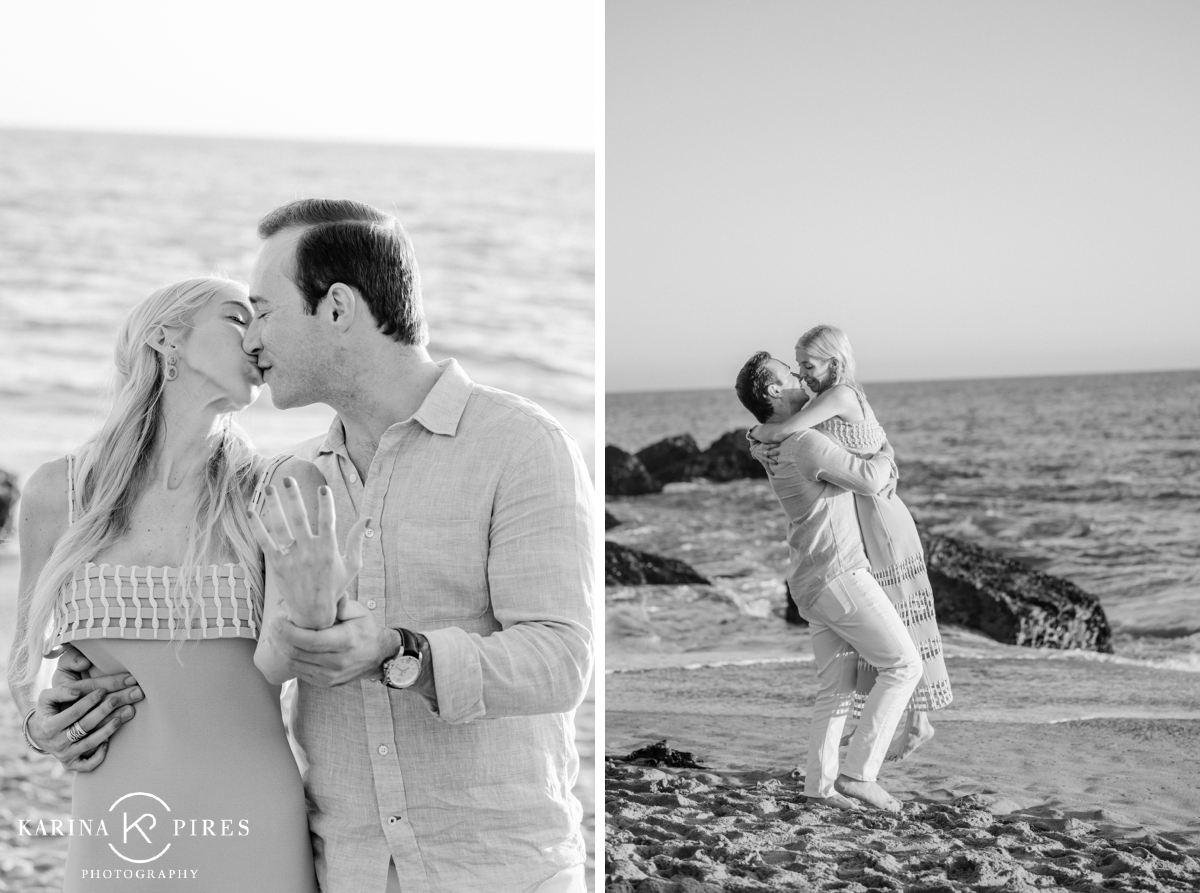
[[316, 358, 472, 455]]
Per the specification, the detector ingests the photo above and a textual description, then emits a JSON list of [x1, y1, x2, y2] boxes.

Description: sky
[[0, 0, 595, 152], [607, 0, 1200, 391]]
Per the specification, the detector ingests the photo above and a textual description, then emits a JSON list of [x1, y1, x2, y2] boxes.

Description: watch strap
[[396, 627, 421, 660]]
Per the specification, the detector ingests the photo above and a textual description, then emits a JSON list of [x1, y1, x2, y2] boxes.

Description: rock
[[605, 511, 622, 530], [697, 429, 767, 482], [921, 531, 1113, 653], [0, 468, 19, 542], [783, 580, 808, 626], [605, 542, 710, 586], [635, 435, 704, 484], [606, 446, 663, 496]]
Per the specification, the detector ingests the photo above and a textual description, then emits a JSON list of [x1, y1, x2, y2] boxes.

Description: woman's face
[[795, 346, 835, 394], [174, 288, 263, 410]]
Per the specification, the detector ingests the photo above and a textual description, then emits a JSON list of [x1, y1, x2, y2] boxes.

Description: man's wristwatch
[[381, 628, 423, 689]]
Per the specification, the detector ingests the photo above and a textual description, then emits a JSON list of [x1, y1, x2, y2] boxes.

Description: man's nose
[[242, 319, 262, 355]]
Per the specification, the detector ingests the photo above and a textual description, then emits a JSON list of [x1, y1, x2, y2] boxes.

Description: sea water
[[607, 370, 1200, 669], [0, 127, 594, 479]]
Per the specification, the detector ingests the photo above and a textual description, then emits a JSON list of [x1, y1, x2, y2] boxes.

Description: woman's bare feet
[[805, 793, 861, 811], [834, 775, 902, 812], [885, 710, 935, 762]]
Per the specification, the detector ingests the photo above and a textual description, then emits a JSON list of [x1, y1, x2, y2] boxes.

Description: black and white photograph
[[605, 2, 1200, 891], [0, 3, 596, 892]]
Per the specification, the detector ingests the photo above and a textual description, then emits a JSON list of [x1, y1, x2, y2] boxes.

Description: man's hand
[[249, 478, 370, 629], [270, 597, 396, 688], [28, 673, 143, 772]]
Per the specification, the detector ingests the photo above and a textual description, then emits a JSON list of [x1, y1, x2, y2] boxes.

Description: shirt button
[[387, 816, 400, 825], [365, 528, 375, 538], [349, 473, 358, 482], [378, 745, 388, 755], [366, 600, 377, 609]]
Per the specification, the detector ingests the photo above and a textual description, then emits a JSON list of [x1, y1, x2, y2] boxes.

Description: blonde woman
[[9, 277, 362, 892], [751, 324, 952, 759]]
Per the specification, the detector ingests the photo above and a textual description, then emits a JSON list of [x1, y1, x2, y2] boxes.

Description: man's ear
[[324, 283, 357, 331], [766, 381, 782, 398]]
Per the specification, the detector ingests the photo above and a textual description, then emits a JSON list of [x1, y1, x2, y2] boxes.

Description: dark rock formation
[[605, 541, 710, 586], [605, 446, 662, 496], [697, 429, 767, 482], [0, 469, 19, 543], [635, 434, 703, 484], [605, 511, 622, 530], [921, 531, 1112, 653]]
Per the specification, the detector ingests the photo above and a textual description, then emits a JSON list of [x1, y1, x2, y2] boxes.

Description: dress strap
[[65, 454, 78, 525], [251, 454, 292, 514]]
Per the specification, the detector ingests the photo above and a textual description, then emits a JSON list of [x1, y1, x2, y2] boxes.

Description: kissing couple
[[10, 198, 595, 892], [736, 325, 952, 811]]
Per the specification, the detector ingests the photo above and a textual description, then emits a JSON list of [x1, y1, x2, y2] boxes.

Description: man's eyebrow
[[248, 295, 265, 307]]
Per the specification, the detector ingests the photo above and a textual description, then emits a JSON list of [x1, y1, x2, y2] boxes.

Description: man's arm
[[793, 431, 897, 496], [421, 427, 595, 723]]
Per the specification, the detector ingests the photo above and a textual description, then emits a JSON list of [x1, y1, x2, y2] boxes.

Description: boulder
[[605, 542, 710, 586], [921, 531, 1112, 653], [605, 446, 662, 496], [605, 510, 622, 530], [0, 469, 19, 543], [635, 434, 703, 484], [698, 429, 767, 482]]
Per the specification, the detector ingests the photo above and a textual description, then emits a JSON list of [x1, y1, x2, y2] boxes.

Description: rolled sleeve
[[429, 427, 595, 720]]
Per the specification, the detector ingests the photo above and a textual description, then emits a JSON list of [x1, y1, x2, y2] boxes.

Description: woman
[[8, 277, 351, 891], [752, 324, 951, 759]]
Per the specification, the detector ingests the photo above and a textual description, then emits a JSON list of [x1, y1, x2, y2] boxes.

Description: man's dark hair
[[258, 198, 427, 345], [735, 351, 777, 423]]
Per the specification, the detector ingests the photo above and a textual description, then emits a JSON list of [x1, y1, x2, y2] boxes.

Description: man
[[46, 199, 595, 893], [735, 350, 919, 813]]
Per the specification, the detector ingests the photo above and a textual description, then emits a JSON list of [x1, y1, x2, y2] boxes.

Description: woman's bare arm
[[751, 384, 857, 443]]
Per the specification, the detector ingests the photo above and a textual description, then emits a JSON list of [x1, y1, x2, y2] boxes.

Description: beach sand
[[0, 551, 596, 892], [606, 484, 1200, 891]]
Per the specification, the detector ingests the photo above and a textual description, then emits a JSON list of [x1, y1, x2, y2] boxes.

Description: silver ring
[[278, 540, 296, 556], [68, 722, 87, 743]]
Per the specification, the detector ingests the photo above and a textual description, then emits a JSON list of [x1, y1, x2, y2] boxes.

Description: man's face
[[764, 358, 805, 415], [244, 230, 327, 409]]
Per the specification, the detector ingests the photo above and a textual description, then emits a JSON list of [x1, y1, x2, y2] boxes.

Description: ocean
[[607, 370, 1200, 670], [0, 127, 594, 481]]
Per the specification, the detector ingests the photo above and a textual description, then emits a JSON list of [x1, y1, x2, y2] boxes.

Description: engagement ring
[[68, 722, 87, 743]]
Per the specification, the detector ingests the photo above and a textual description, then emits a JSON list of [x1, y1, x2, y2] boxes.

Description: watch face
[[387, 656, 421, 688]]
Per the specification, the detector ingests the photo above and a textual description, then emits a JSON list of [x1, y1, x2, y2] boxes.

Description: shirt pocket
[[390, 519, 489, 622]]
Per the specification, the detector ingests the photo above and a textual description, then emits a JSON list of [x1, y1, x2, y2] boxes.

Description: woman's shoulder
[[21, 458, 70, 518], [17, 458, 71, 547]]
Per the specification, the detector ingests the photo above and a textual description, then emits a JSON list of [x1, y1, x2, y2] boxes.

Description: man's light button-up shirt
[[289, 357, 595, 893]]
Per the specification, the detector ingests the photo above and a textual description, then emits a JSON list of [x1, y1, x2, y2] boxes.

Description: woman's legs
[[886, 709, 936, 761]]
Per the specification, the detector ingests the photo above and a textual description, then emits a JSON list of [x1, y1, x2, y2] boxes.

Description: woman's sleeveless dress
[[48, 454, 317, 893], [814, 389, 953, 714]]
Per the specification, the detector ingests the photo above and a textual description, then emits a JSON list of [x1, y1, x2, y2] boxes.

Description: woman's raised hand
[[248, 477, 370, 630]]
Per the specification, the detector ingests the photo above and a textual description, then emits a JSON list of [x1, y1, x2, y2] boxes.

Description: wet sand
[[606, 482, 1200, 891]]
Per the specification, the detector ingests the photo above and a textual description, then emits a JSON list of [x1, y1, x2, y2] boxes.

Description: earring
[[165, 353, 178, 381]]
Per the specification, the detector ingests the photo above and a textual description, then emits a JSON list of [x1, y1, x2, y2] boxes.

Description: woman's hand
[[751, 422, 787, 444], [249, 478, 370, 630], [27, 676, 143, 772], [749, 440, 781, 471]]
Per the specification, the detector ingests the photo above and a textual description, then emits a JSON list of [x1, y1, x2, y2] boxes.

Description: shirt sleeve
[[422, 427, 596, 723], [791, 430, 897, 496]]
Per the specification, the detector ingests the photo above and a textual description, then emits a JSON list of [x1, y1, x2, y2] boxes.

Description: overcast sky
[[607, 0, 1200, 391], [1, 0, 595, 152]]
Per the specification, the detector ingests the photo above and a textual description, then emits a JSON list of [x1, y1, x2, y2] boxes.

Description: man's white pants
[[798, 567, 921, 798]]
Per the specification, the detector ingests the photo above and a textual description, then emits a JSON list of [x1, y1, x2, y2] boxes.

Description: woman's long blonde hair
[[12, 277, 265, 690], [797, 324, 858, 387]]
